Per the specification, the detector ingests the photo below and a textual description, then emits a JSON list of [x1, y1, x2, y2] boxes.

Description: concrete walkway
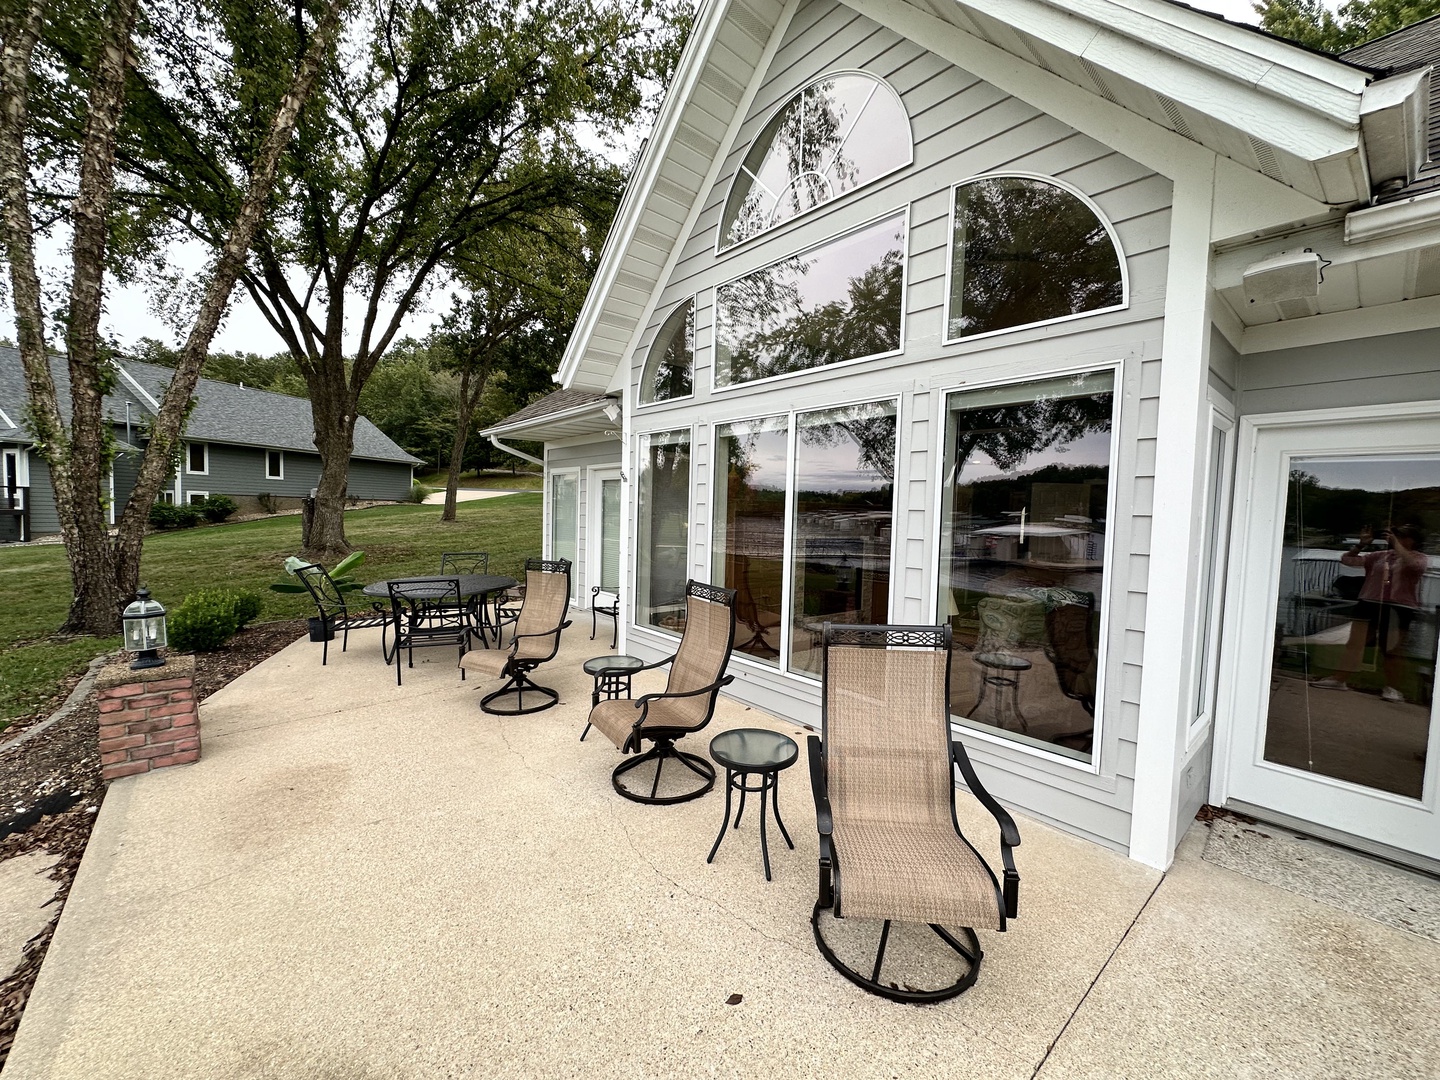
[[6, 629, 1438, 1078], [421, 488, 531, 505]]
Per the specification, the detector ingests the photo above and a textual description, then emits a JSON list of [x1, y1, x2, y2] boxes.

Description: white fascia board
[[555, 0, 730, 393], [1239, 293, 1440, 354], [952, 0, 1364, 161], [1359, 67, 1431, 187], [114, 364, 161, 413], [479, 402, 610, 440], [850, 0, 1211, 180]]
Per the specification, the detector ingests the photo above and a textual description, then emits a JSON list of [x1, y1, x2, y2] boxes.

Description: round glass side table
[[707, 728, 799, 881], [581, 654, 645, 741]]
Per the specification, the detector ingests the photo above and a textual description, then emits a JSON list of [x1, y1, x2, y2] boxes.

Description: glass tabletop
[[709, 728, 799, 771], [584, 655, 645, 676]]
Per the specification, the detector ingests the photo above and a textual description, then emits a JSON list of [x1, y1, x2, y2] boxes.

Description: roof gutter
[[1358, 66, 1432, 191], [488, 435, 543, 468]]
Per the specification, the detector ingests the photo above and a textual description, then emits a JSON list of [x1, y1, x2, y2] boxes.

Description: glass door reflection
[[1266, 455, 1439, 799]]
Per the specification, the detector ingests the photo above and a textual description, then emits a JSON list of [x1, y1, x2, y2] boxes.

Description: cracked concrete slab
[[5, 628, 1157, 1079]]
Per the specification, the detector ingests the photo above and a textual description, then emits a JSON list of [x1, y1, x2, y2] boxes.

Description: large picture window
[[713, 416, 789, 665], [937, 370, 1116, 764], [639, 299, 693, 405], [714, 211, 905, 390], [551, 472, 578, 576], [946, 176, 1124, 341], [712, 400, 897, 674], [636, 430, 691, 634], [720, 72, 910, 251], [789, 401, 896, 675]]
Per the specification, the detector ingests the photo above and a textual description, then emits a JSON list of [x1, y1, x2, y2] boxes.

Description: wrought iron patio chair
[[732, 553, 780, 658], [458, 558, 571, 714], [440, 551, 491, 641], [386, 577, 469, 686], [590, 585, 620, 649], [809, 623, 1020, 1003], [294, 562, 390, 666], [1043, 593, 1098, 754], [587, 580, 737, 804]]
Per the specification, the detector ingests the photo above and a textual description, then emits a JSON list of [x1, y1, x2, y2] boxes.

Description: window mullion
[[779, 411, 798, 675]]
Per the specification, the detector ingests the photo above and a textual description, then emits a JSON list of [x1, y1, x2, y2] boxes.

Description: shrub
[[168, 588, 256, 652], [232, 590, 263, 627], [199, 494, 237, 523], [148, 502, 200, 530], [408, 481, 433, 504]]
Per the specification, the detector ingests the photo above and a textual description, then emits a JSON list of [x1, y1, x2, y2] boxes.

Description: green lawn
[[0, 494, 541, 728], [413, 468, 543, 490]]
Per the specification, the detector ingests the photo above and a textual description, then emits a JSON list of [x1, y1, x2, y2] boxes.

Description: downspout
[[488, 434, 543, 468]]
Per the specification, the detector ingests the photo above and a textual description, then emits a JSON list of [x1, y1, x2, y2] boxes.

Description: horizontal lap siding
[[27, 456, 59, 536], [628, 0, 1173, 853], [1236, 327, 1440, 414], [182, 443, 411, 501]]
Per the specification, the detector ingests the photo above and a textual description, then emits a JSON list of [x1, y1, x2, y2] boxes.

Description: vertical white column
[[1129, 159, 1218, 869]]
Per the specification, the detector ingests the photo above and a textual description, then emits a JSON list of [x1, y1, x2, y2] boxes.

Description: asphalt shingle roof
[[1342, 15, 1440, 202], [0, 347, 421, 465], [486, 388, 611, 432]]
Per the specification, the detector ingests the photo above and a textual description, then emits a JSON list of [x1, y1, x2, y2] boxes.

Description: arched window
[[946, 176, 1125, 341], [640, 299, 694, 405], [719, 72, 911, 251]]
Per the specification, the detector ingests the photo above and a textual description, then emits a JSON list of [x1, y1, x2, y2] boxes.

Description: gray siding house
[[484, 0, 1440, 874], [0, 350, 420, 539]]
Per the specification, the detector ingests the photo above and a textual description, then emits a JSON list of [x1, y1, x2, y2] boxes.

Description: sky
[[1, 0, 1321, 360]]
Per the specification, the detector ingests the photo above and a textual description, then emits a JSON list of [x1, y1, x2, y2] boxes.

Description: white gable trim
[[115, 364, 161, 413]]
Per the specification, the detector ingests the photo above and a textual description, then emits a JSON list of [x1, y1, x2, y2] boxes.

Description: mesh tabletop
[[709, 728, 798, 771], [362, 574, 517, 599]]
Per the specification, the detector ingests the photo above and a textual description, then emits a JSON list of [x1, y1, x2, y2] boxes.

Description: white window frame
[[265, 448, 285, 480], [1187, 395, 1237, 751], [928, 360, 1126, 776], [941, 172, 1129, 347], [587, 465, 623, 605], [716, 69, 914, 255], [711, 206, 910, 395], [637, 297, 697, 411], [185, 441, 209, 475], [629, 424, 697, 644], [545, 466, 582, 599], [710, 393, 902, 683], [187, 490, 209, 506]]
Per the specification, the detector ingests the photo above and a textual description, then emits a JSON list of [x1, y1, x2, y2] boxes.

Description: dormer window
[[719, 72, 911, 251], [946, 176, 1125, 341], [639, 299, 694, 405]]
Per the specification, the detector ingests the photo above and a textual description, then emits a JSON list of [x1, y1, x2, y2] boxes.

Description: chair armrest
[[510, 620, 573, 642], [807, 735, 832, 837], [632, 673, 734, 710], [624, 652, 678, 675], [951, 738, 1021, 919]]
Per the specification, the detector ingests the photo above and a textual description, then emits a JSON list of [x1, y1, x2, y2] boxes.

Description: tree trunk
[[441, 365, 489, 523], [305, 373, 358, 561]]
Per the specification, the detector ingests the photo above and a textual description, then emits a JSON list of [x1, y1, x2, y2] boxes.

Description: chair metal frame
[[809, 623, 1021, 1004], [294, 562, 390, 665], [590, 584, 620, 649], [386, 577, 469, 686], [440, 551, 493, 644], [478, 558, 572, 715], [598, 580, 737, 805]]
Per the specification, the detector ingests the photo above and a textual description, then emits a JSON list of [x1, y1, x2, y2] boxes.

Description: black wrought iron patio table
[[707, 728, 798, 881], [362, 574, 518, 649]]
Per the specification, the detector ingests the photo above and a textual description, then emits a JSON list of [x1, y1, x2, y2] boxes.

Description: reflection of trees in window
[[721, 73, 910, 248], [797, 402, 897, 485], [715, 215, 905, 388], [948, 389, 1113, 483], [637, 431, 691, 633], [640, 300, 694, 404], [948, 177, 1123, 339]]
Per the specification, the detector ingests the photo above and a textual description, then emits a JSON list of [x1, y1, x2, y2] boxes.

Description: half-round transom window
[[640, 299, 694, 405], [719, 72, 911, 251], [946, 176, 1125, 340]]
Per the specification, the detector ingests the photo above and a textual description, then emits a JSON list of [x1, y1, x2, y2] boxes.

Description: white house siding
[[1234, 327, 1440, 415], [545, 437, 622, 606], [625, 0, 1174, 852]]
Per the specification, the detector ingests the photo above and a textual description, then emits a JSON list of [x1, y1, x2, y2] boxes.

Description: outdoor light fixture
[[122, 587, 168, 670], [603, 400, 621, 423]]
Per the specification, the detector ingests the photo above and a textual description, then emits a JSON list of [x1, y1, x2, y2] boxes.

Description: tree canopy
[[1253, 0, 1440, 52]]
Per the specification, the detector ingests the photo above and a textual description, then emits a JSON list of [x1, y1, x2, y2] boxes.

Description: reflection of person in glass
[[1313, 524, 1428, 702]]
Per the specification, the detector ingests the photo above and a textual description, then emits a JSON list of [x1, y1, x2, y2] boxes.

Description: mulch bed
[[0, 618, 306, 1067]]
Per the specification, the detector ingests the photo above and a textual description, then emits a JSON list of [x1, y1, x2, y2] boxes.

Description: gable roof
[[0, 348, 421, 465], [1342, 14, 1440, 203], [556, 0, 1430, 394]]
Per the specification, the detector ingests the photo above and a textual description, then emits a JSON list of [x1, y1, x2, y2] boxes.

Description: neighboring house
[[482, 0, 1440, 874], [0, 348, 421, 540]]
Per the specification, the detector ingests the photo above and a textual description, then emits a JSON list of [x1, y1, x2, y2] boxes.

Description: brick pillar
[[96, 654, 200, 781]]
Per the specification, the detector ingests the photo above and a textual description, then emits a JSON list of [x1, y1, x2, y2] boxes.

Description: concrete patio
[[5, 626, 1439, 1079]]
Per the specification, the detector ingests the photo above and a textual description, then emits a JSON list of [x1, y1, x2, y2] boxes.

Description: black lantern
[[122, 587, 168, 669]]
